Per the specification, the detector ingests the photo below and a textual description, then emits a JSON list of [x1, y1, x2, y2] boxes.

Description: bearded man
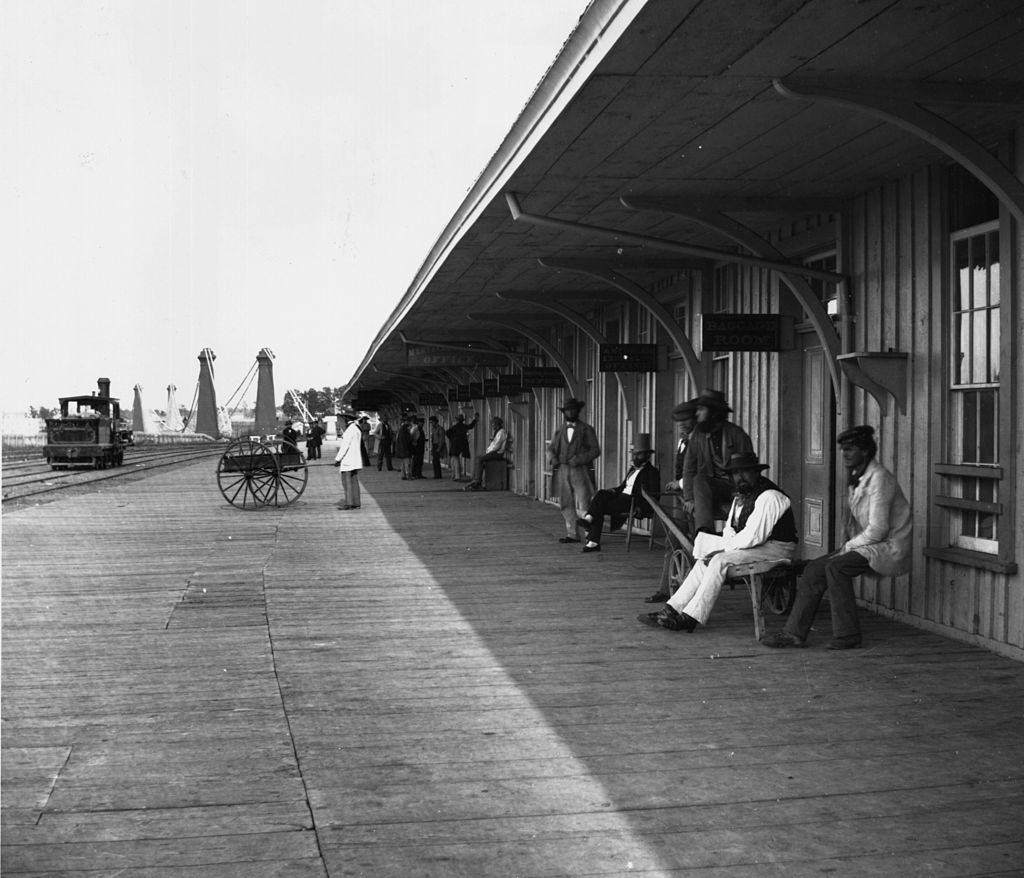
[[681, 389, 754, 532], [639, 451, 798, 632]]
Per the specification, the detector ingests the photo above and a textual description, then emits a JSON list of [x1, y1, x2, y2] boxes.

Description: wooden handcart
[[216, 437, 309, 509], [640, 487, 797, 639]]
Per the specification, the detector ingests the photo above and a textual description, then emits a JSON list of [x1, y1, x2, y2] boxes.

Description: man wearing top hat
[[682, 388, 754, 533], [665, 398, 698, 493], [547, 397, 601, 543], [640, 451, 798, 632], [576, 434, 661, 553]]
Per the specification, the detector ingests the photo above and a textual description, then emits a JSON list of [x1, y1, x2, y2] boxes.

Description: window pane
[[961, 391, 978, 461], [990, 307, 1000, 382], [988, 231, 1000, 305], [979, 389, 997, 463], [955, 238, 970, 309]]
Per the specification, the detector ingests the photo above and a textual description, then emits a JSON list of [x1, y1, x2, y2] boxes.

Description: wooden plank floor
[[3, 446, 1024, 876]]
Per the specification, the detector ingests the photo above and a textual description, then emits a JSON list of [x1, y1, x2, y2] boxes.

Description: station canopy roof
[[347, 0, 1024, 401]]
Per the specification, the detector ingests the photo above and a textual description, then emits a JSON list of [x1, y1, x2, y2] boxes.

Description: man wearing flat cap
[[665, 399, 698, 494], [681, 388, 754, 533], [640, 451, 798, 632], [763, 425, 912, 650], [547, 397, 601, 543]]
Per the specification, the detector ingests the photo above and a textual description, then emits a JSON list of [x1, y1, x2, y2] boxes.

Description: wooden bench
[[640, 488, 798, 640], [482, 455, 513, 490]]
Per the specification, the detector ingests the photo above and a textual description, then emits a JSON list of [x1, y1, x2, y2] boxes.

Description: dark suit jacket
[[615, 462, 661, 515], [548, 420, 601, 468], [682, 421, 753, 502]]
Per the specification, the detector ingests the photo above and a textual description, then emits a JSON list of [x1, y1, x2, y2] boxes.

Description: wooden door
[[798, 338, 835, 556]]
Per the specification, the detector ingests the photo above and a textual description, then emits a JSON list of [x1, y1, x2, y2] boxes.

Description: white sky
[[2, 0, 588, 415]]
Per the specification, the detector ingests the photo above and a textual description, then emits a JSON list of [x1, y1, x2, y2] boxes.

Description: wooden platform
[[3, 451, 1024, 876]]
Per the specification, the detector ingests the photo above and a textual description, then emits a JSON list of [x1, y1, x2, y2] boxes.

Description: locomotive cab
[[43, 378, 134, 470]]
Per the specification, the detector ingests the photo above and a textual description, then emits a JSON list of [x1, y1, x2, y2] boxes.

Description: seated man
[[280, 419, 299, 454], [762, 425, 911, 650], [639, 451, 797, 632], [464, 417, 508, 491], [576, 434, 660, 553]]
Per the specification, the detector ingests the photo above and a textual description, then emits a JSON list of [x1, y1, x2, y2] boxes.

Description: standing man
[[446, 412, 478, 480], [639, 451, 798, 632], [306, 418, 325, 460], [410, 416, 426, 479], [576, 433, 660, 553], [376, 418, 394, 471], [665, 399, 698, 493], [393, 415, 413, 480], [682, 389, 753, 533], [762, 425, 912, 650], [429, 415, 447, 479], [334, 410, 363, 510], [548, 397, 601, 544]]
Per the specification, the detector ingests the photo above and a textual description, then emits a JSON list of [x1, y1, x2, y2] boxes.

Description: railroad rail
[[2, 443, 226, 505]]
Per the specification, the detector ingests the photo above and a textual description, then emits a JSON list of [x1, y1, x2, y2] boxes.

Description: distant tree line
[[282, 387, 348, 420]]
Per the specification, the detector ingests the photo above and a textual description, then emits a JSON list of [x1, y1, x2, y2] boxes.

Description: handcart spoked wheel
[[216, 437, 309, 509]]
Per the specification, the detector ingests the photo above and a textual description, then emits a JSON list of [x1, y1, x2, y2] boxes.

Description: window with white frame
[[943, 221, 1001, 554]]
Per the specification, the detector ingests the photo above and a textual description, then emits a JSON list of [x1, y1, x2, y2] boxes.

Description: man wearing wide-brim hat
[[575, 433, 661, 553], [681, 388, 754, 532], [639, 450, 798, 632], [547, 397, 601, 543]]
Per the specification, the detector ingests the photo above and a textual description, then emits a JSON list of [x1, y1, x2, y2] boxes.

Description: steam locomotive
[[44, 378, 134, 469]]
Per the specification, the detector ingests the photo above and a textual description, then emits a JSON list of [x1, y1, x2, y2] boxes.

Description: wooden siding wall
[[847, 159, 1023, 659]]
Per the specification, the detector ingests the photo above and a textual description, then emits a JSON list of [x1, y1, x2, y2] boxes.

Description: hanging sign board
[[418, 392, 448, 407], [599, 343, 659, 372], [521, 367, 565, 388], [483, 378, 502, 398], [701, 314, 796, 351], [469, 382, 486, 399], [405, 346, 507, 367], [497, 373, 524, 394], [456, 384, 472, 402]]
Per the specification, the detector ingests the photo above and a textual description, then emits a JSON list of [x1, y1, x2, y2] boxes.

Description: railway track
[[2, 444, 227, 506]]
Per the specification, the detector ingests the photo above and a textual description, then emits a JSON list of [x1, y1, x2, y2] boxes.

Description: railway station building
[[346, 0, 1024, 660]]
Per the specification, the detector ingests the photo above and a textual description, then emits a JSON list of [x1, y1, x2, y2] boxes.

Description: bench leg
[[745, 574, 766, 641]]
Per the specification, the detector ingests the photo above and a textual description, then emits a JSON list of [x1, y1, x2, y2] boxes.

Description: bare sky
[[2, 0, 587, 415]]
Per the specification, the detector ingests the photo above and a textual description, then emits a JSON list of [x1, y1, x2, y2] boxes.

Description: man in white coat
[[762, 425, 912, 650], [638, 451, 798, 633], [334, 410, 363, 510]]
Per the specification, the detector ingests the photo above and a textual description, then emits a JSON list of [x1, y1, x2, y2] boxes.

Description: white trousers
[[667, 536, 796, 625]]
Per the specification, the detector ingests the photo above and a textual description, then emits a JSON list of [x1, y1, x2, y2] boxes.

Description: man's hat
[[672, 399, 698, 421], [338, 407, 358, 420], [559, 397, 586, 412], [695, 388, 732, 412], [724, 451, 769, 472], [631, 433, 654, 454], [837, 424, 876, 450], [284, 419, 293, 425], [428, 415, 438, 422]]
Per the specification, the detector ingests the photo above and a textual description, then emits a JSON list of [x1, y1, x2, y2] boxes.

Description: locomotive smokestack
[[97, 377, 111, 398]]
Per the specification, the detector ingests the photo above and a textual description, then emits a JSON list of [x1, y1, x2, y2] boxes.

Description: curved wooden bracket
[[774, 76, 1024, 226], [497, 291, 634, 422], [536, 257, 704, 390], [837, 352, 908, 416], [621, 196, 844, 400], [465, 313, 582, 399]]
